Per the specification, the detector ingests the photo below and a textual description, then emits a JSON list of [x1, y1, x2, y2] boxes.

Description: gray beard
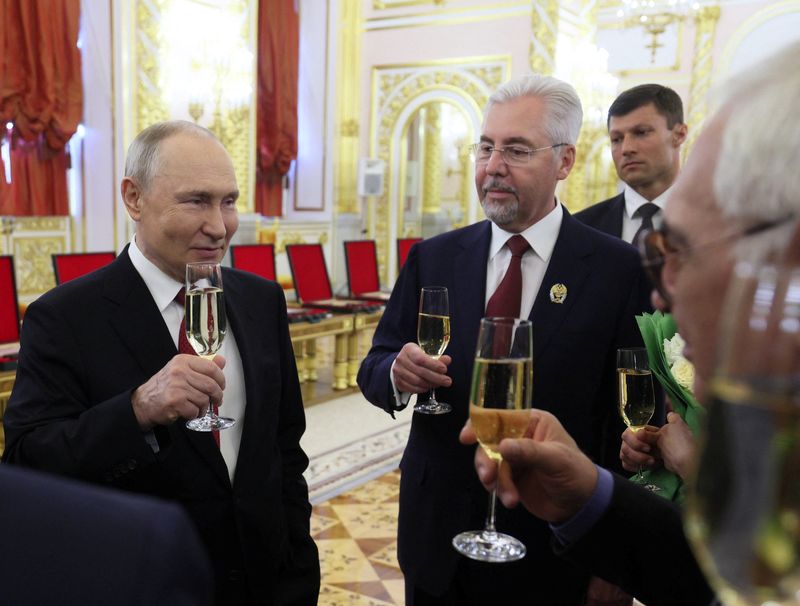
[[481, 197, 519, 227]]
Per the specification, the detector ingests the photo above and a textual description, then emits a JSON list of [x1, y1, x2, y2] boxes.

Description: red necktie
[[175, 288, 220, 447], [486, 235, 531, 319]]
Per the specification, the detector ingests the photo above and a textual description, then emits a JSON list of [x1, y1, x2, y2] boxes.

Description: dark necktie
[[175, 288, 220, 447], [485, 235, 531, 319], [632, 203, 660, 248]]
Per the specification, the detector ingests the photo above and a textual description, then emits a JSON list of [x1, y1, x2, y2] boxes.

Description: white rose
[[663, 333, 686, 366], [671, 356, 695, 391]]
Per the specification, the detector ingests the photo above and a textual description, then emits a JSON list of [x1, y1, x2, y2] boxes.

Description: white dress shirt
[[128, 238, 244, 482], [485, 201, 563, 319], [621, 184, 671, 244]]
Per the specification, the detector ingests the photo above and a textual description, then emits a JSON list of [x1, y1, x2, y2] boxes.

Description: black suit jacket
[[0, 463, 212, 606], [558, 474, 716, 606], [575, 192, 626, 239], [357, 209, 654, 602], [3, 250, 320, 605]]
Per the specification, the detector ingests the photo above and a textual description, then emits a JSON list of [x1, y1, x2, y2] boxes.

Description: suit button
[[127, 459, 137, 470]]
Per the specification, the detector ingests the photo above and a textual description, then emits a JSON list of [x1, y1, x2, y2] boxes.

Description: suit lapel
[[453, 222, 491, 360], [530, 210, 593, 360], [601, 193, 625, 238], [104, 251, 229, 484]]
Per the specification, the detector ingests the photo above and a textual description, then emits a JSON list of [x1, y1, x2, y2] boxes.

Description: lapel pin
[[549, 283, 567, 304]]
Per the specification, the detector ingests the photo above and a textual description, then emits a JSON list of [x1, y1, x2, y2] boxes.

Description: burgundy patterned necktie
[[485, 235, 531, 319], [175, 288, 220, 447]]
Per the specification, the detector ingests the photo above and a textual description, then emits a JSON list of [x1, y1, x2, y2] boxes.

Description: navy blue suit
[[358, 209, 653, 604], [3, 249, 320, 606], [0, 463, 212, 606], [575, 192, 626, 239], [558, 474, 715, 606]]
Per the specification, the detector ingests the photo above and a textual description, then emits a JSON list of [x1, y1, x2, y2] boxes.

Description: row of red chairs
[[0, 238, 423, 346]]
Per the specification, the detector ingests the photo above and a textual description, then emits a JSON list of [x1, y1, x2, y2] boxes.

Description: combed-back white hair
[[485, 74, 583, 146]]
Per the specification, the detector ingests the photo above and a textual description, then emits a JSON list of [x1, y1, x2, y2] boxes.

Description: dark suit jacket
[[357, 209, 653, 603], [575, 192, 626, 238], [558, 474, 716, 606], [0, 463, 212, 606], [3, 250, 320, 606]]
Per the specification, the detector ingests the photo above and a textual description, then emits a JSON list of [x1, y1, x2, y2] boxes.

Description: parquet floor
[[312, 469, 405, 606]]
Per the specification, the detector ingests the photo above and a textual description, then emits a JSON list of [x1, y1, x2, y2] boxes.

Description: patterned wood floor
[[312, 469, 405, 606]]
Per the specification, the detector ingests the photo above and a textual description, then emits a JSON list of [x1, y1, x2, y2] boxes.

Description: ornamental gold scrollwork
[[13, 237, 65, 296], [371, 61, 507, 283], [683, 6, 720, 162]]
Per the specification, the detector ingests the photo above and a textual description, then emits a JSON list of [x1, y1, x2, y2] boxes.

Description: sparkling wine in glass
[[685, 261, 800, 605], [185, 262, 235, 432], [414, 286, 452, 415], [453, 317, 533, 562], [617, 347, 659, 491]]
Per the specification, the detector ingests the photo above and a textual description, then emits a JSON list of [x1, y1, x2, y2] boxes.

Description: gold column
[[135, 0, 169, 133], [683, 6, 720, 162], [529, 0, 559, 75], [422, 105, 442, 214], [334, 0, 362, 215]]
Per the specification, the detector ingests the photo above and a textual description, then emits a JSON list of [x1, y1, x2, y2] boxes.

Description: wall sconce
[[617, 0, 700, 63]]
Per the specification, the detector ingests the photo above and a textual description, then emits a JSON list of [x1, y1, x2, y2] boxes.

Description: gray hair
[[485, 74, 583, 146], [713, 41, 800, 262], [124, 120, 219, 191]]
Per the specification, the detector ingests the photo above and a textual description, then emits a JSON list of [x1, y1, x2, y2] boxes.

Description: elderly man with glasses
[[460, 40, 800, 606], [358, 73, 654, 606]]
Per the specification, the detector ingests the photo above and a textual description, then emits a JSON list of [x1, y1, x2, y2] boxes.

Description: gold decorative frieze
[[370, 58, 508, 283], [13, 237, 65, 296], [529, 0, 560, 75], [683, 5, 720, 162]]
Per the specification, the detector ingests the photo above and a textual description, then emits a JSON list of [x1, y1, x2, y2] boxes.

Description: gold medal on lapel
[[549, 283, 567, 304]]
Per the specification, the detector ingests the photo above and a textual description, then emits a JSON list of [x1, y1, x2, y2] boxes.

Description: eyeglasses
[[469, 142, 568, 166], [638, 214, 795, 305]]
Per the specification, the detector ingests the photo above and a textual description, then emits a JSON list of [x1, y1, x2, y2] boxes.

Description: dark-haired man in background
[[576, 84, 687, 245]]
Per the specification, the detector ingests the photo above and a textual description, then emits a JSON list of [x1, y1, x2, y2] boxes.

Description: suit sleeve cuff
[[550, 466, 614, 546], [389, 358, 412, 411]]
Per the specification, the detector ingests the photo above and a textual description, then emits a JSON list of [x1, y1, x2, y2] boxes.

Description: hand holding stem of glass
[[185, 262, 236, 432], [414, 286, 452, 415], [453, 317, 532, 563], [617, 347, 656, 488]]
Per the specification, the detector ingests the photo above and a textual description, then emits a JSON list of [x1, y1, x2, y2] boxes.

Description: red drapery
[[255, 0, 299, 217], [0, 0, 82, 216]]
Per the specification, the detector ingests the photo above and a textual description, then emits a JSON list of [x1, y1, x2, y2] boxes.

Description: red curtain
[[0, 0, 82, 216], [255, 0, 299, 217]]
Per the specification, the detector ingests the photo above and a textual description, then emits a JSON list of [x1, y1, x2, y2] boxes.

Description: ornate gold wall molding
[[370, 58, 509, 282], [683, 6, 720, 162], [334, 0, 363, 216], [529, 0, 560, 74], [7, 217, 71, 297], [132, 0, 254, 211], [421, 104, 442, 214]]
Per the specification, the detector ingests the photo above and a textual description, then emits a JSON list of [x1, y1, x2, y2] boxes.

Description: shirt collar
[[489, 199, 563, 264], [128, 237, 183, 313], [623, 184, 672, 219]]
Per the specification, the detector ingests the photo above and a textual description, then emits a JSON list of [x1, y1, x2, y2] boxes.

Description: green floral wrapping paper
[[635, 311, 705, 503]]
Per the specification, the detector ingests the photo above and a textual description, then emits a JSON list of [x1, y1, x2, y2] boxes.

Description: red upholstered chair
[[285, 243, 382, 313], [0, 256, 20, 346], [397, 237, 422, 271], [343, 240, 390, 303], [230, 244, 276, 281], [52, 252, 116, 285]]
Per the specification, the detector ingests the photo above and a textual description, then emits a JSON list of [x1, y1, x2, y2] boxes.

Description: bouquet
[[635, 311, 705, 502]]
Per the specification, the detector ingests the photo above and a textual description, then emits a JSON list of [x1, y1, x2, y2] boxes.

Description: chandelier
[[617, 0, 700, 63]]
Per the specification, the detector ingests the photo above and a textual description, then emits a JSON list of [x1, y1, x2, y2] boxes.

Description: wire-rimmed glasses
[[468, 142, 568, 166]]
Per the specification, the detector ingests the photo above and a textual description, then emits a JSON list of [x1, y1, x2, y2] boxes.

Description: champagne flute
[[617, 347, 659, 491], [185, 262, 235, 432], [685, 261, 800, 605], [453, 317, 533, 562], [414, 286, 452, 415]]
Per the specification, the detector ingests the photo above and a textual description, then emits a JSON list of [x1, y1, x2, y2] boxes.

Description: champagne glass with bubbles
[[453, 317, 533, 562], [415, 286, 452, 415], [617, 347, 659, 491], [185, 262, 235, 432], [685, 261, 800, 605]]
